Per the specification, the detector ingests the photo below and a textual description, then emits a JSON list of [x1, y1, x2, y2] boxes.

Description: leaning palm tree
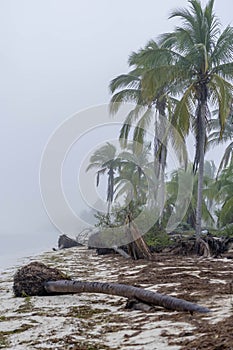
[[153, 0, 233, 236]]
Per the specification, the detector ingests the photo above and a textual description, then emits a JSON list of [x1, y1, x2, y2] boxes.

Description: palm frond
[[209, 75, 233, 135], [118, 105, 146, 148], [109, 73, 140, 93], [212, 62, 233, 80], [217, 142, 233, 174], [173, 84, 195, 136], [211, 26, 233, 66], [218, 196, 233, 226], [109, 89, 142, 115]]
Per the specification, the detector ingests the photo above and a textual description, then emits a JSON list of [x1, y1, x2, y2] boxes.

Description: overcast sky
[[0, 0, 232, 258]]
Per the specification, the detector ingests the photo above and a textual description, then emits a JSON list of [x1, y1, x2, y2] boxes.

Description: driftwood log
[[13, 262, 210, 314], [53, 234, 83, 251]]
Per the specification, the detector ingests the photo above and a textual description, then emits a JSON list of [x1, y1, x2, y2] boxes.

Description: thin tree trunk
[[154, 114, 160, 178], [44, 280, 210, 313], [195, 102, 206, 237], [153, 108, 167, 213], [107, 167, 114, 214]]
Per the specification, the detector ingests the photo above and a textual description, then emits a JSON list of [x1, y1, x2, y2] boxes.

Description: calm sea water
[[0, 231, 59, 273]]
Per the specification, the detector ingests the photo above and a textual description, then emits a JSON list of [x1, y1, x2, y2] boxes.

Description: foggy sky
[[0, 0, 232, 246]]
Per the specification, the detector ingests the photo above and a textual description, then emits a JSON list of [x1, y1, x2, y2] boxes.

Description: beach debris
[[13, 262, 71, 296], [53, 234, 83, 251], [13, 262, 210, 314], [167, 233, 233, 257]]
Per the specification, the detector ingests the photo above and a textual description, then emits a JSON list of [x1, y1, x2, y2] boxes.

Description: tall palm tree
[[153, 0, 233, 236]]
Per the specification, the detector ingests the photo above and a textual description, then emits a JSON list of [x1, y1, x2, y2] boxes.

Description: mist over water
[[0, 230, 59, 272]]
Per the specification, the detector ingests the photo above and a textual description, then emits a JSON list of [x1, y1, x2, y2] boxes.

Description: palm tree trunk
[[44, 280, 210, 313], [154, 114, 160, 179], [195, 101, 206, 237], [153, 109, 167, 210], [107, 167, 114, 213], [14, 261, 210, 313]]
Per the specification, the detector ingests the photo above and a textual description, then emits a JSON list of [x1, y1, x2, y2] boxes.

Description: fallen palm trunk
[[13, 262, 210, 313], [44, 280, 210, 313]]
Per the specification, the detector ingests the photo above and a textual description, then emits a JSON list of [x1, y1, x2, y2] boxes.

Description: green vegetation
[[87, 0, 233, 246]]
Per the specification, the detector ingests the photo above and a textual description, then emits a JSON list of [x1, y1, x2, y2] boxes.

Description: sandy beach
[[1, 246, 233, 349]]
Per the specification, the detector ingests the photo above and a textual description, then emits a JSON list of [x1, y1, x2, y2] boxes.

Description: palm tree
[[109, 45, 187, 187], [86, 142, 120, 212], [153, 0, 233, 236]]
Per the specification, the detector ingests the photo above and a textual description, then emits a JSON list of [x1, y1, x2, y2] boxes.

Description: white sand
[[0, 246, 231, 349]]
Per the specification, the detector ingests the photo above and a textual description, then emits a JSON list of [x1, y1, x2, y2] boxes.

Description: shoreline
[[0, 248, 52, 275], [0, 231, 58, 274]]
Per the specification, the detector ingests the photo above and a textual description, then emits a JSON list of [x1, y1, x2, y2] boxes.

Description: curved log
[[44, 280, 210, 314], [13, 262, 210, 313]]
